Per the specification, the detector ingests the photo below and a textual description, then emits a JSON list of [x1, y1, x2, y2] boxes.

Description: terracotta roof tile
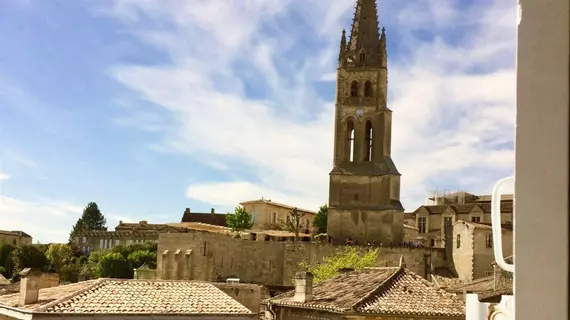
[[266, 267, 465, 317], [0, 280, 99, 310], [41, 279, 252, 314], [0, 280, 252, 315], [446, 275, 513, 301]]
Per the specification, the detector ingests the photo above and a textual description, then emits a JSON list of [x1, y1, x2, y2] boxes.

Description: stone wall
[[213, 283, 269, 313], [157, 231, 446, 286]]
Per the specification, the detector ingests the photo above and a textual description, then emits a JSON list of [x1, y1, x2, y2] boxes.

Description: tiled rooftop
[[446, 275, 513, 301], [266, 267, 465, 317], [0, 279, 252, 315], [239, 199, 317, 215]]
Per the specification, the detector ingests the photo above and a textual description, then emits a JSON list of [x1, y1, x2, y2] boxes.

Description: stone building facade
[[239, 199, 316, 231], [156, 231, 446, 287], [327, 0, 404, 246], [450, 221, 513, 281], [0, 230, 32, 246], [408, 192, 513, 248], [74, 220, 182, 254]]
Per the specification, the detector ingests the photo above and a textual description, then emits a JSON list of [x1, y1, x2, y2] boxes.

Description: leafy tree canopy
[[45, 243, 73, 273], [0, 244, 15, 278], [69, 202, 107, 243], [97, 252, 132, 279], [281, 207, 305, 241], [226, 206, 254, 231], [313, 204, 328, 234], [298, 246, 381, 283], [11, 244, 49, 277]]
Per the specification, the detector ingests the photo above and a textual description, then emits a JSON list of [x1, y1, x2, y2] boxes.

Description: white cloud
[[0, 195, 84, 243], [104, 0, 516, 211], [0, 172, 9, 181]]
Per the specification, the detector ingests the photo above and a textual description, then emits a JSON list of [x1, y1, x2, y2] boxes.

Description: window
[[350, 81, 358, 97], [418, 217, 427, 233], [82, 237, 86, 243], [359, 52, 366, 62], [115, 239, 120, 246], [354, 193, 359, 200], [486, 233, 493, 248], [100, 239, 104, 249], [365, 121, 373, 162], [286, 216, 290, 224], [430, 239, 435, 247], [271, 212, 277, 224], [456, 234, 461, 248], [471, 216, 481, 223], [444, 216, 453, 227], [347, 121, 355, 162], [364, 81, 373, 97], [305, 219, 310, 230]]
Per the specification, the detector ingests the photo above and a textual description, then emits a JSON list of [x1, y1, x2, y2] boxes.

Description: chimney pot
[[292, 271, 314, 303], [19, 268, 60, 306], [211, 208, 215, 214]]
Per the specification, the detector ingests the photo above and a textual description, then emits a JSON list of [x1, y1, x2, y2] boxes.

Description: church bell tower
[[327, 0, 404, 244]]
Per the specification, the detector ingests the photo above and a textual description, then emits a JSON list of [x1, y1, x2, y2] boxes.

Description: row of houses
[[0, 253, 513, 320]]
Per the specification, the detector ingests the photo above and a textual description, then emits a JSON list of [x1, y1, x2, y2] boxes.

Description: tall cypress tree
[[69, 202, 107, 243]]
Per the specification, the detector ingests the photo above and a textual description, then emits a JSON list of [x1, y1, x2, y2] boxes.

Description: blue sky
[[0, 0, 517, 243]]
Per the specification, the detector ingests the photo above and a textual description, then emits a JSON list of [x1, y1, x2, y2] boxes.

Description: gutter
[[1, 305, 255, 320]]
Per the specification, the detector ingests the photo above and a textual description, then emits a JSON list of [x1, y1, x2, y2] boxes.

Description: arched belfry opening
[[365, 121, 373, 162], [364, 81, 373, 97], [347, 121, 355, 162], [350, 81, 359, 97]]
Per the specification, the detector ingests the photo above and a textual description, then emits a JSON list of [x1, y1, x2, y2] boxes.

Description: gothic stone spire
[[345, 0, 385, 67]]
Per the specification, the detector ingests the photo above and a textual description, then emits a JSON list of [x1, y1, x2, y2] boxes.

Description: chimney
[[139, 220, 147, 225], [210, 208, 215, 214], [185, 208, 191, 214], [19, 268, 60, 306], [119, 220, 123, 224], [292, 271, 313, 303]]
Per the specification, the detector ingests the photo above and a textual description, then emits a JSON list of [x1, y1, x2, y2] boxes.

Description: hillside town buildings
[[0, 230, 32, 247], [0, 0, 521, 319]]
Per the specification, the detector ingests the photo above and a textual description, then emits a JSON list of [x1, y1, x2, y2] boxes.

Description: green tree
[[127, 250, 157, 269], [0, 243, 15, 278], [69, 202, 107, 243], [281, 207, 305, 241], [299, 246, 381, 283], [313, 204, 328, 234], [45, 243, 73, 273], [226, 206, 254, 231], [11, 244, 49, 277], [97, 252, 132, 279]]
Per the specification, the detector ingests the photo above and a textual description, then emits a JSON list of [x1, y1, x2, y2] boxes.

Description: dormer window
[[359, 52, 366, 62]]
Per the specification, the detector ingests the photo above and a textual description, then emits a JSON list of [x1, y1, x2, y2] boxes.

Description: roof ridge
[[36, 279, 108, 312], [351, 266, 404, 311]]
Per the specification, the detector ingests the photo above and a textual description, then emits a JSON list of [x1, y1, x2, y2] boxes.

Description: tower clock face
[[355, 109, 364, 118]]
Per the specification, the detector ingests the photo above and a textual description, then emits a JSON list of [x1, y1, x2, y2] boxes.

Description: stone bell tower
[[327, 0, 404, 245]]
